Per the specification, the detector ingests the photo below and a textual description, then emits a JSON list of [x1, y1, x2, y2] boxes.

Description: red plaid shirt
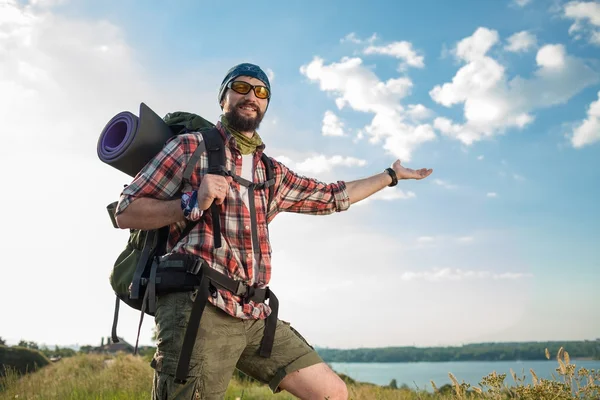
[[116, 122, 350, 320]]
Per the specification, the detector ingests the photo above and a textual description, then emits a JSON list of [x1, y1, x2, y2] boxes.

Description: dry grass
[[0, 347, 598, 399]]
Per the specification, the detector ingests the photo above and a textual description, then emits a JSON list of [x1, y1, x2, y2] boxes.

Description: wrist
[[181, 191, 203, 221], [384, 168, 398, 187]]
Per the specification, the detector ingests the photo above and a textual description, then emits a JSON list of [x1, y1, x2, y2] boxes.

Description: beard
[[224, 100, 265, 132]]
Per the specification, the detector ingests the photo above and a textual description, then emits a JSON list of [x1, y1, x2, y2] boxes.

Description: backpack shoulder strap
[[199, 127, 226, 248], [260, 153, 275, 213], [201, 127, 227, 176], [182, 132, 208, 182], [176, 131, 212, 241]]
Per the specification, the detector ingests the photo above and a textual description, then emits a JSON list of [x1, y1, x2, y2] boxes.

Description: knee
[[331, 377, 348, 400]]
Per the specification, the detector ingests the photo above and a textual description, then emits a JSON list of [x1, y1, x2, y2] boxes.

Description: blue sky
[[0, 0, 598, 350]]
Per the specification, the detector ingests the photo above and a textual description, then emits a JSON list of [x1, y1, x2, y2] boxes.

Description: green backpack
[[105, 112, 275, 351]]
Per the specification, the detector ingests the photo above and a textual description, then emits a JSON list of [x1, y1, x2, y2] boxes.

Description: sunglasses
[[227, 80, 271, 100]]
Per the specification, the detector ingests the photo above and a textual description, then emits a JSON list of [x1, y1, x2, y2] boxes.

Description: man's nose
[[243, 89, 259, 101]]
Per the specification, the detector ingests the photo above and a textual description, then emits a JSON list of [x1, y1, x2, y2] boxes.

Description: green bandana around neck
[[220, 115, 263, 155]]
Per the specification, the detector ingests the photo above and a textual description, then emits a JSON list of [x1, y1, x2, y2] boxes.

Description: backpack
[[105, 113, 275, 351]]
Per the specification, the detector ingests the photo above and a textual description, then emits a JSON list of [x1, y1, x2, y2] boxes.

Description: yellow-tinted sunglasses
[[227, 80, 271, 100]]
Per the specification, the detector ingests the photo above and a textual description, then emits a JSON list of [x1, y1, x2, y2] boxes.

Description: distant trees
[[10, 340, 76, 359], [317, 340, 600, 363], [0, 336, 6, 346], [17, 340, 39, 350]]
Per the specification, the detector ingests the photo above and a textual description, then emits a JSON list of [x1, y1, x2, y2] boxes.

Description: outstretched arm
[[271, 158, 432, 217], [346, 159, 433, 204]]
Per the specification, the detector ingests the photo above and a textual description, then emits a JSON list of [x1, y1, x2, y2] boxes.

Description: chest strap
[[232, 174, 276, 255]]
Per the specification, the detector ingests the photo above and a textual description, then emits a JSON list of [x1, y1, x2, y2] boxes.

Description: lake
[[329, 360, 600, 390]]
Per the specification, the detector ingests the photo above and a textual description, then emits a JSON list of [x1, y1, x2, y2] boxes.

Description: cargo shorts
[[149, 291, 323, 400]]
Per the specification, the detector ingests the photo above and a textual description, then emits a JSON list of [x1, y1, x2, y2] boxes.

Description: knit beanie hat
[[218, 63, 271, 109]]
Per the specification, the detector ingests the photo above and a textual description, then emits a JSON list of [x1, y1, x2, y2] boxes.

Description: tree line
[[316, 340, 600, 363], [3, 336, 599, 363], [0, 337, 77, 359]]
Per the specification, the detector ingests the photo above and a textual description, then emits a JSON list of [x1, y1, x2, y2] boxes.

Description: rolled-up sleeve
[[115, 135, 192, 216], [272, 159, 351, 215]]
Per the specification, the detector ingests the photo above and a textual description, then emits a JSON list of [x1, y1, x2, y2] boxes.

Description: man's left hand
[[392, 159, 433, 180]]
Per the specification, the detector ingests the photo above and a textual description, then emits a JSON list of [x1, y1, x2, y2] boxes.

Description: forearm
[[115, 197, 184, 230], [345, 171, 392, 204]]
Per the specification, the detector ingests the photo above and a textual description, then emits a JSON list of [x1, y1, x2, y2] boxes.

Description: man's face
[[221, 76, 269, 133]]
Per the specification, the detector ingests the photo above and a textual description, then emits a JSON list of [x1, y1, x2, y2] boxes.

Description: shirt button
[[245, 225, 250, 230], [237, 155, 241, 159]]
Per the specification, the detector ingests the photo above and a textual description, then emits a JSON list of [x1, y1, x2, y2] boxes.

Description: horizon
[[3, 337, 599, 352], [1, 0, 599, 350]]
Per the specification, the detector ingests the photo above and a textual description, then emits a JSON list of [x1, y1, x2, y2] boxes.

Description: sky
[[0, 0, 599, 351]]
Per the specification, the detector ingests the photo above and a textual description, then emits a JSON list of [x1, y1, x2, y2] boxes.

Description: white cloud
[[430, 27, 599, 146], [505, 31, 537, 52], [457, 236, 474, 244], [400, 268, 533, 282], [434, 178, 457, 189], [536, 44, 566, 70], [513, 173, 526, 181], [407, 104, 433, 121], [322, 110, 345, 136], [341, 32, 377, 45], [294, 154, 367, 174], [354, 187, 416, 206], [364, 41, 425, 69], [477, 155, 485, 160], [0, 0, 154, 347], [266, 68, 275, 82], [416, 234, 475, 246], [487, 192, 498, 197], [300, 56, 436, 161], [571, 90, 600, 148], [455, 27, 499, 62], [514, 0, 533, 7], [564, 1, 600, 46], [0, 0, 226, 348], [274, 155, 294, 166]]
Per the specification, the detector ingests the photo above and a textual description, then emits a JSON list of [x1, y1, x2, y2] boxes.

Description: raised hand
[[392, 159, 433, 180], [196, 174, 233, 210]]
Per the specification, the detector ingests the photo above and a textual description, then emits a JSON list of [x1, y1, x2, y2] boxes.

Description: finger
[[213, 189, 226, 204]]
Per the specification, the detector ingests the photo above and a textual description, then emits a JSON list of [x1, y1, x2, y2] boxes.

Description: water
[[329, 360, 600, 391]]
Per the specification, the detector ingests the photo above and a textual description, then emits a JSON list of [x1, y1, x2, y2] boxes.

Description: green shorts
[[149, 291, 323, 400]]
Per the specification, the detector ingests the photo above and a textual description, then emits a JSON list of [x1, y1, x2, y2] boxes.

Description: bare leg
[[278, 362, 348, 400]]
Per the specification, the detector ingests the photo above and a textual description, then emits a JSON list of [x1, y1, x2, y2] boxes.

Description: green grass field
[[1, 347, 598, 399]]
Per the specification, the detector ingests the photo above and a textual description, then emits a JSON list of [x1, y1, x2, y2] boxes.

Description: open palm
[[392, 160, 433, 180]]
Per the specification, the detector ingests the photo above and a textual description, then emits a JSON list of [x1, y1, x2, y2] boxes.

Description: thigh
[[278, 362, 348, 400], [152, 292, 246, 399], [236, 319, 323, 393]]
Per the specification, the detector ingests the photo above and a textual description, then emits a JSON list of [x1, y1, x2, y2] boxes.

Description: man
[[115, 63, 432, 400]]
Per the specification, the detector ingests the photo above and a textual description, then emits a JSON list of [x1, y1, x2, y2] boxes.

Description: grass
[[0, 347, 598, 399]]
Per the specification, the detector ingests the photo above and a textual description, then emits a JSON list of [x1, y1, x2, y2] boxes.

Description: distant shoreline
[[325, 358, 600, 363], [316, 340, 600, 363]]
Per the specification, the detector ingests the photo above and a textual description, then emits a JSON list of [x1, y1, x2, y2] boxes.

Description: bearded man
[[115, 63, 433, 400]]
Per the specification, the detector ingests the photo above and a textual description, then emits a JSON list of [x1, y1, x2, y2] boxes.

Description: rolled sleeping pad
[[97, 102, 174, 177]]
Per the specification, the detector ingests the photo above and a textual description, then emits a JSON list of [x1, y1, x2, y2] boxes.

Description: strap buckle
[[187, 257, 204, 275], [234, 281, 248, 297]]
